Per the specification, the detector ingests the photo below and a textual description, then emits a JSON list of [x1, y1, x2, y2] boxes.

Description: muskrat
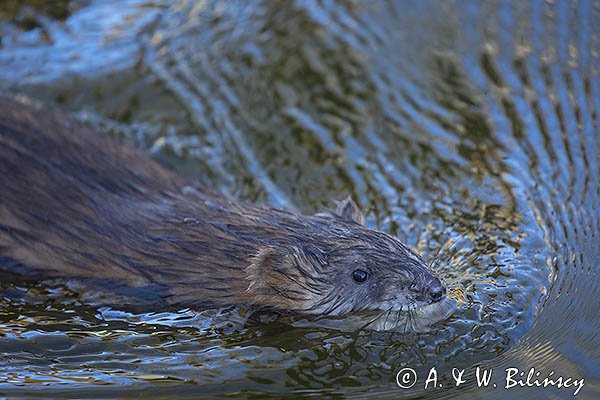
[[0, 95, 446, 317]]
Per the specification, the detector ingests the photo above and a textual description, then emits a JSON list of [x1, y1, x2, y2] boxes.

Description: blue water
[[0, 1, 598, 398]]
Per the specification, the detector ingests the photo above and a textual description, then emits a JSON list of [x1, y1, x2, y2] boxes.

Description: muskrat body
[[0, 96, 446, 316]]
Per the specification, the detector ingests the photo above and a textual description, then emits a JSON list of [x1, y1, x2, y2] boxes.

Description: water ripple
[[0, 0, 598, 397]]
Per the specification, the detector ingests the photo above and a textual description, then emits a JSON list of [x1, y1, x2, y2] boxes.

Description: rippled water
[[0, 0, 598, 398]]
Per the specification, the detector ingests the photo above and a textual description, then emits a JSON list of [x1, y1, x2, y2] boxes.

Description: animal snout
[[428, 278, 446, 302], [411, 275, 446, 303]]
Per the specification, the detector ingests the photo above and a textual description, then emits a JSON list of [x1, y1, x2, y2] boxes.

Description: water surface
[[0, 0, 598, 398]]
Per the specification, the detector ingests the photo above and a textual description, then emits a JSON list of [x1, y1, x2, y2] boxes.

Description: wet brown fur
[[0, 96, 445, 314]]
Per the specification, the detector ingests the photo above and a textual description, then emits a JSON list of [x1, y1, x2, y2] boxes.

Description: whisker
[[358, 306, 393, 331], [391, 310, 401, 331]]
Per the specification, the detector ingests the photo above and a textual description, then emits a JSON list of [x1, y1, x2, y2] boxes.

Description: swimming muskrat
[[0, 95, 446, 318]]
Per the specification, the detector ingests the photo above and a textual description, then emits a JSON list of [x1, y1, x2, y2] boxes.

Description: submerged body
[[0, 96, 446, 317]]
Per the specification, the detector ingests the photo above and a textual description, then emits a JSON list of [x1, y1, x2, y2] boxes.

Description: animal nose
[[429, 279, 446, 302], [410, 275, 446, 302]]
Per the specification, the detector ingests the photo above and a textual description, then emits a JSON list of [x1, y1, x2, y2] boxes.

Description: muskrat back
[[0, 96, 446, 316]]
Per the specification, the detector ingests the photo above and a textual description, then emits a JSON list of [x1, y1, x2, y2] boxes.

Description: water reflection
[[0, 0, 598, 398]]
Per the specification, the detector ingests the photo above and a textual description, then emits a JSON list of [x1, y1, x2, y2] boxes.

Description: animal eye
[[352, 269, 368, 283]]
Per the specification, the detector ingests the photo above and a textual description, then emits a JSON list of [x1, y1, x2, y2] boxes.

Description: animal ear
[[245, 246, 315, 308], [336, 196, 364, 225]]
